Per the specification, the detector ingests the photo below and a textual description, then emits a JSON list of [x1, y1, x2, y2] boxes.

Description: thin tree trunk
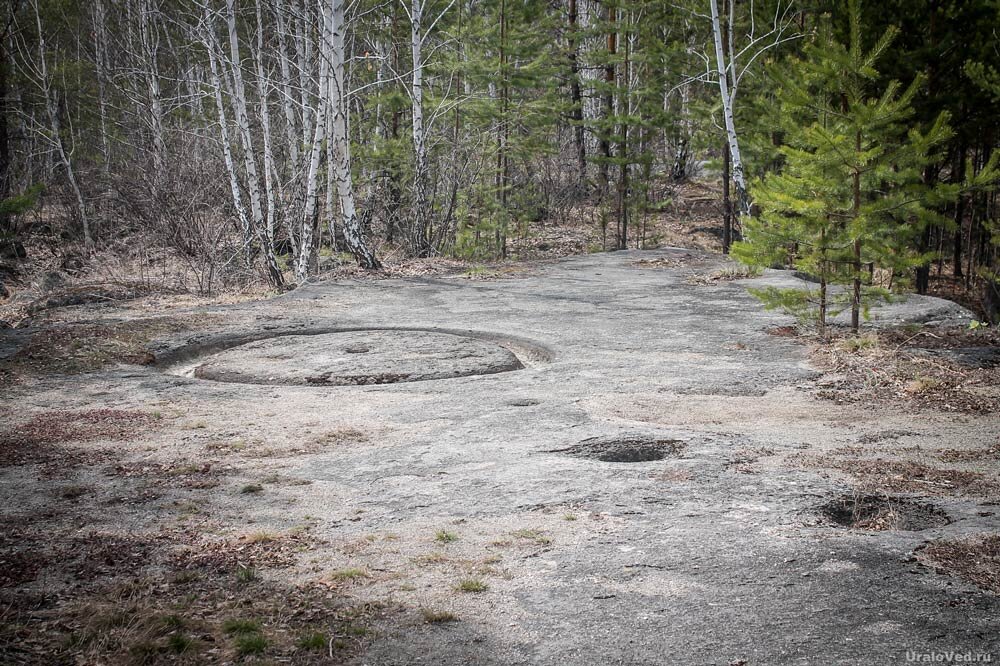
[[224, 0, 283, 286], [254, 0, 281, 280], [327, 0, 380, 268], [93, 0, 112, 196], [851, 130, 862, 333], [819, 226, 828, 338], [722, 137, 732, 253], [33, 1, 90, 247], [600, 0, 615, 194], [295, 1, 331, 281], [616, 11, 629, 250], [205, 35, 253, 258], [273, 1, 301, 174], [567, 0, 586, 191], [139, 0, 165, 179], [953, 144, 966, 277], [296, 0, 313, 152], [495, 0, 509, 259], [709, 0, 750, 216], [410, 0, 431, 255], [0, 11, 13, 247]]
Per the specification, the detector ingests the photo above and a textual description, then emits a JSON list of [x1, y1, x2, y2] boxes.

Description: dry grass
[[0, 315, 224, 383], [918, 534, 1000, 594], [0, 409, 159, 469], [794, 455, 997, 497], [455, 579, 488, 593], [171, 531, 317, 573], [420, 608, 459, 624], [685, 265, 762, 285], [936, 444, 1000, 462], [811, 328, 1000, 413], [311, 426, 372, 447]]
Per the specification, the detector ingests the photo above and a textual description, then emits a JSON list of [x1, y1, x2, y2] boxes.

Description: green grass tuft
[[222, 618, 261, 636], [455, 579, 488, 593], [421, 608, 459, 623], [298, 632, 327, 651]]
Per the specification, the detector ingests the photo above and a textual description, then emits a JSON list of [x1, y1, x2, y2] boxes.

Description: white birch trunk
[[328, 0, 379, 268], [296, 0, 313, 152], [294, 0, 332, 282], [709, 0, 750, 216], [254, 0, 279, 264], [273, 2, 301, 172], [224, 0, 283, 286], [410, 0, 430, 254], [205, 38, 253, 256], [325, 107, 337, 249]]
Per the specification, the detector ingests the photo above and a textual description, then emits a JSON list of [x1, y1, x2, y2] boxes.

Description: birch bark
[[223, 0, 284, 285], [709, 0, 750, 216], [205, 39, 253, 257], [410, 0, 431, 255], [328, 0, 380, 268]]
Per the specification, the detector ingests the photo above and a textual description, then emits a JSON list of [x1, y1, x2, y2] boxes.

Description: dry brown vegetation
[[810, 327, 1000, 413], [1, 409, 160, 470], [0, 315, 225, 386], [793, 455, 998, 497], [918, 535, 1000, 595]]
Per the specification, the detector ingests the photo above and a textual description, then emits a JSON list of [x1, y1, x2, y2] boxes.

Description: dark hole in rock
[[344, 345, 370, 354], [508, 398, 541, 407], [548, 436, 685, 463], [819, 494, 950, 531]]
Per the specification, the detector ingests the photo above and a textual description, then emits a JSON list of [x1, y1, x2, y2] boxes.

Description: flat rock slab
[[8, 249, 999, 666], [193, 329, 523, 385]]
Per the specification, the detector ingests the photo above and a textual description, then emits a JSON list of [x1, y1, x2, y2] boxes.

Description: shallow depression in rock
[[185, 329, 526, 386], [819, 494, 950, 531], [549, 435, 686, 463]]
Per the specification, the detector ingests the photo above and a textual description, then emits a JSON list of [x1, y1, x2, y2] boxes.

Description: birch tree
[[222, 0, 283, 285], [697, 0, 800, 217], [327, 0, 380, 269], [295, 0, 380, 280]]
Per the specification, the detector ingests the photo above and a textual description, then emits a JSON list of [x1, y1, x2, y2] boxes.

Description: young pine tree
[[733, 1, 953, 336]]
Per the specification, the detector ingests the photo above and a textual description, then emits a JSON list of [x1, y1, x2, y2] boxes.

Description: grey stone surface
[[5, 249, 997, 666], [191, 329, 523, 386]]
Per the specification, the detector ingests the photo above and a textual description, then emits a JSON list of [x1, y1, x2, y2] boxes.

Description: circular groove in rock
[[507, 398, 542, 407], [190, 329, 524, 386], [548, 435, 685, 463], [819, 494, 950, 531]]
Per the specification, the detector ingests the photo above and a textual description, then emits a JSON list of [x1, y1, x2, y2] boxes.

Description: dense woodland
[[0, 0, 998, 324]]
